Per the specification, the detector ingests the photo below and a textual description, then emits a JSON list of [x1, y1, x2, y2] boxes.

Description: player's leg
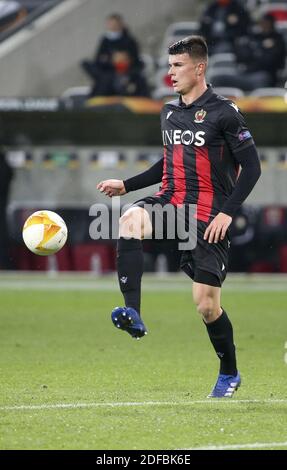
[[117, 206, 152, 313], [192, 277, 241, 397], [111, 206, 152, 339], [192, 279, 237, 374]]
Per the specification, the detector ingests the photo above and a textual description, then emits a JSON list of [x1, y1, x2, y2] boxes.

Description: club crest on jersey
[[194, 109, 207, 123]]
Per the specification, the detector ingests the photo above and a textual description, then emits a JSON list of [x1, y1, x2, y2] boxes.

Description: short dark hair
[[168, 35, 208, 61], [107, 13, 123, 22]]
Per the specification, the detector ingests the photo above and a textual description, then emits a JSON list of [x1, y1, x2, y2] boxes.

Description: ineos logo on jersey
[[162, 130, 205, 146]]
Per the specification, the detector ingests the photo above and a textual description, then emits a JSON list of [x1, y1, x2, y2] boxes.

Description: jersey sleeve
[[219, 101, 254, 154], [124, 157, 163, 193]]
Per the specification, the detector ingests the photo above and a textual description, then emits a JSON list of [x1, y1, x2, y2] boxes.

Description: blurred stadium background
[[1, 0, 287, 451], [0, 0, 287, 274]]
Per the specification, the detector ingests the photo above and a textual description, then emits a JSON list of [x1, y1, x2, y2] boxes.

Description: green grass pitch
[[0, 274, 287, 450]]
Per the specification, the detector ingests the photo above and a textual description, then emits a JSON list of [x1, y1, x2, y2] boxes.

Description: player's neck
[[181, 82, 208, 106]]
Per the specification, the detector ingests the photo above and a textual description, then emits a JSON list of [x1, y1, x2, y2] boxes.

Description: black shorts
[[133, 194, 230, 287]]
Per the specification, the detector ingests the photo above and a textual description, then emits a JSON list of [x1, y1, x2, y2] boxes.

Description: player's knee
[[196, 297, 217, 321], [119, 208, 143, 227], [119, 209, 142, 238]]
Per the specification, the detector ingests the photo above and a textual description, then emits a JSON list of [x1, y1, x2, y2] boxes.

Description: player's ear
[[197, 62, 205, 76]]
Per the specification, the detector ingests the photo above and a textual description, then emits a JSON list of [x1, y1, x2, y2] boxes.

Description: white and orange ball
[[22, 210, 68, 256]]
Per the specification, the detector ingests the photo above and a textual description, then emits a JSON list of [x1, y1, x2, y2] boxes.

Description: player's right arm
[[97, 157, 164, 197], [97, 179, 126, 197]]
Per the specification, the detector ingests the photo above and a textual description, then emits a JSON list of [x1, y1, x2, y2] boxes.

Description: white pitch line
[[1, 399, 287, 411], [186, 442, 287, 450]]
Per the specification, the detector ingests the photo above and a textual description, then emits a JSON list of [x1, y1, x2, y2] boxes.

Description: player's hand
[[97, 179, 126, 197], [203, 212, 232, 244]]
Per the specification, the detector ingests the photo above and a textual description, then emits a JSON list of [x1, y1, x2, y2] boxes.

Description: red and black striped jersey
[[157, 85, 254, 222]]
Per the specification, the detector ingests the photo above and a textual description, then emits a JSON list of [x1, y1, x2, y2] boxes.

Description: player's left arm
[[204, 104, 261, 244], [204, 145, 261, 243]]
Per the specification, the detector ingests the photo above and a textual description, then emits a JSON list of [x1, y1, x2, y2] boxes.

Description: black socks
[[205, 309, 237, 376], [117, 237, 237, 377], [117, 237, 143, 314]]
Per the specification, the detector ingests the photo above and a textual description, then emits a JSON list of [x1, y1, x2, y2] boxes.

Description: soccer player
[[97, 36, 261, 398]]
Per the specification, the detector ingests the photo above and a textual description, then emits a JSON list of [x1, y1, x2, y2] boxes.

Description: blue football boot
[[111, 307, 147, 339], [208, 372, 241, 398]]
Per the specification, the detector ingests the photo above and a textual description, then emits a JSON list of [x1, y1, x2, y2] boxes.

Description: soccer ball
[[22, 210, 68, 256]]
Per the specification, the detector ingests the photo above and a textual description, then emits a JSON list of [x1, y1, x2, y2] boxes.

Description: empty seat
[[61, 86, 90, 109], [279, 244, 287, 272], [90, 151, 126, 169], [214, 86, 245, 99], [164, 21, 200, 38], [258, 3, 287, 22], [61, 86, 90, 98], [11, 245, 73, 271], [72, 244, 116, 273], [207, 67, 239, 87], [160, 21, 200, 55], [277, 152, 287, 168], [136, 152, 162, 168], [259, 153, 268, 168], [209, 53, 237, 69], [140, 53, 155, 87], [248, 87, 287, 97], [0, 1, 27, 34]]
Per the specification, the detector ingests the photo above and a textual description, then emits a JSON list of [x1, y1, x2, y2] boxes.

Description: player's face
[[168, 53, 204, 95]]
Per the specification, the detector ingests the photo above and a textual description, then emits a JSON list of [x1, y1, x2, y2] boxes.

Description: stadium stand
[[258, 2, 287, 22], [208, 52, 237, 69], [213, 86, 245, 98], [0, 0, 26, 33], [248, 87, 287, 97], [61, 86, 90, 108], [0, 0, 287, 273], [0, 0, 63, 42]]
